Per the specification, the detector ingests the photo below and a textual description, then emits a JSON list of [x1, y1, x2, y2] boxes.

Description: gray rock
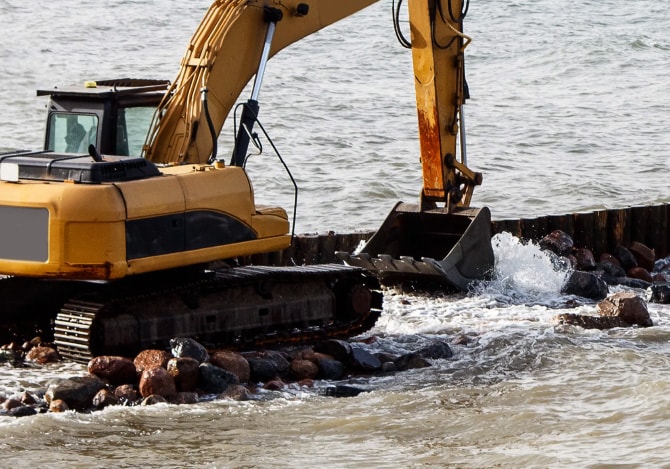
[[198, 362, 238, 394], [170, 337, 209, 363], [562, 271, 608, 300], [45, 375, 106, 411]]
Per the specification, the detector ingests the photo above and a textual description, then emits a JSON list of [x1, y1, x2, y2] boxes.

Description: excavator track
[[54, 264, 382, 363]]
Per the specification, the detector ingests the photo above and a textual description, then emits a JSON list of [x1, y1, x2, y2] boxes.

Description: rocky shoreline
[[0, 336, 456, 417]]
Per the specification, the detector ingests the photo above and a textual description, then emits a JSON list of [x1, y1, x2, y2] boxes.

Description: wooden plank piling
[[239, 204, 670, 267]]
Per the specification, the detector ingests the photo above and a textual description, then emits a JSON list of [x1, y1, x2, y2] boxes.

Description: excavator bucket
[[339, 203, 494, 291]]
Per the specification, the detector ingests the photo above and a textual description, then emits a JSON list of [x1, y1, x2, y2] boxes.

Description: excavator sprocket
[[54, 264, 382, 363]]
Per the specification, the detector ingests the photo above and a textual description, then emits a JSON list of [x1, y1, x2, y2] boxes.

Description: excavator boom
[[145, 0, 377, 165]]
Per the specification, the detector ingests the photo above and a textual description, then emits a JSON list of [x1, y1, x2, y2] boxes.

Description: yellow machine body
[[0, 162, 289, 280]]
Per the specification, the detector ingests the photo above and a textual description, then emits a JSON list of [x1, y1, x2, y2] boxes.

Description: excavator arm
[[145, 0, 480, 213]]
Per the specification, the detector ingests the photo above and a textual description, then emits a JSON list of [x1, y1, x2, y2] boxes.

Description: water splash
[[472, 232, 572, 305]]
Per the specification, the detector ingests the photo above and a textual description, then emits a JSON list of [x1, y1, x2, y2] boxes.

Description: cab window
[[118, 106, 155, 157], [47, 113, 98, 154]]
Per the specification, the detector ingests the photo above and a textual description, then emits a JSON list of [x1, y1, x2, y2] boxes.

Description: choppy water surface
[[0, 0, 669, 467]]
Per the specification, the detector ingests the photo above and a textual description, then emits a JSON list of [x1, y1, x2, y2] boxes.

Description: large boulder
[[88, 356, 137, 386], [45, 375, 106, 411], [139, 366, 177, 398], [167, 357, 200, 392], [562, 271, 608, 300], [210, 350, 250, 383], [134, 349, 171, 375], [198, 362, 238, 394], [170, 338, 209, 363], [628, 241, 655, 272], [596, 291, 653, 327], [539, 230, 574, 256]]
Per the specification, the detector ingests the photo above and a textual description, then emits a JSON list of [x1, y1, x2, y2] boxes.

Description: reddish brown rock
[[554, 313, 628, 330], [139, 366, 177, 398], [263, 379, 285, 391], [599, 253, 621, 267], [628, 241, 655, 272], [88, 356, 137, 385], [574, 248, 596, 271], [92, 389, 119, 409], [597, 291, 653, 327], [45, 375, 106, 410], [2, 398, 22, 411], [210, 350, 251, 383], [289, 358, 319, 380], [141, 394, 168, 406], [627, 267, 653, 283], [134, 349, 172, 375], [49, 399, 69, 413], [114, 384, 139, 404], [539, 230, 574, 256], [168, 392, 199, 405], [25, 346, 60, 364], [167, 357, 200, 392], [219, 384, 252, 401]]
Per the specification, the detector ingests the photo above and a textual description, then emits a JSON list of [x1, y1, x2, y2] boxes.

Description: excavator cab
[[39, 78, 169, 157]]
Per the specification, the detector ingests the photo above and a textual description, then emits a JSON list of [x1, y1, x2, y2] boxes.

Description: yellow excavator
[[0, 0, 492, 362]]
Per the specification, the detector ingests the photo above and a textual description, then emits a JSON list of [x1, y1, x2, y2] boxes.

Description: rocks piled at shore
[[538, 229, 670, 329], [0, 336, 456, 418]]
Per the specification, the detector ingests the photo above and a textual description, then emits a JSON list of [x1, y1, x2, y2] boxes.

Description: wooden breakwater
[[244, 203, 670, 266]]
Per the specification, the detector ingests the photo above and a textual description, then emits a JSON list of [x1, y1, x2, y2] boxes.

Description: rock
[[451, 334, 471, 345], [263, 379, 285, 391], [350, 346, 381, 371], [562, 271, 608, 300], [92, 389, 119, 409], [88, 356, 137, 386], [45, 375, 106, 411], [25, 346, 60, 364], [7, 406, 37, 417], [198, 362, 238, 394], [323, 385, 367, 398], [599, 253, 621, 267], [114, 384, 139, 405], [246, 357, 279, 383], [168, 392, 199, 405], [2, 397, 22, 411], [615, 276, 652, 290], [210, 350, 251, 383], [573, 248, 596, 271], [139, 366, 177, 398], [315, 357, 346, 380], [381, 361, 397, 373], [170, 338, 209, 363], [49, 399, 69, 413], [219, 384, 252, 401], [554, 313, 627, 329], [260, 350, 290, 377], [167, 357, 200, 392], [539, 230, 574, 256], [19, 391, 37, 405], [595, 262, 627, 284], [134, 349, 171, 375], [289, 358, 319, 380], [417, 340, 454, 360], [614, 245, 638, 271], [141, 394, 168, 406], [596, 292, 653, 327], [314, 339, 353, 364], [628, 241, 655, 272], [626, 267, 653, 283], [647, 283, 670, 304], [394, 353, 431, 371]]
